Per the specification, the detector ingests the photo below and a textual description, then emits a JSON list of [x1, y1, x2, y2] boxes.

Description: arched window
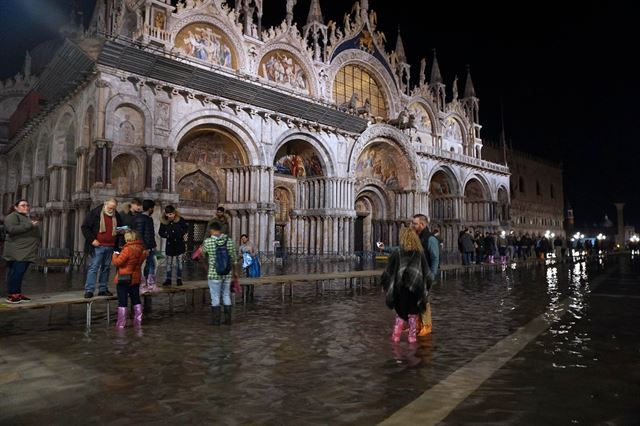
[[519, 176, 525, 193], [333, 64, 387, 117], [536, 180, 541, 196], [550, 183, 555, 199]]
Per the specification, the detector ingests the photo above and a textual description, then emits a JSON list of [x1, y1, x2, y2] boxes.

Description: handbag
[[231, 277, 241, 294], [191, 245, 203, 260], [118, 274, 132, 285]]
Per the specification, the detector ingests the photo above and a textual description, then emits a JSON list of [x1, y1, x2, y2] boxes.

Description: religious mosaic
[[430, 171, 453, 196], [274, 141, 324, 177], [408, 102, 432, 133], [259, 50, 309, 93], [444, 117, 463, 143], [176, 130, 244, 167], [178, 170, 220, 206], [355, 143, 409, 189], [174, 23, 235, 68]]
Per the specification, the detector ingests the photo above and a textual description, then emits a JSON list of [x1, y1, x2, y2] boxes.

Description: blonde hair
[[124, 230, 139, 243], [399, 226, 423, 252]]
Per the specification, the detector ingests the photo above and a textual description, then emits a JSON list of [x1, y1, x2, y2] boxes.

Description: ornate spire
[[430, 49, 443, 85], [464, 64, 476, 98], [307, 0, 324, 25], [395, 27, 406, 63]]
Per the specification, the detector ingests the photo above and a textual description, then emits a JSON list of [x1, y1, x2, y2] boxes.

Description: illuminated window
[[333, 65, 387, 117]]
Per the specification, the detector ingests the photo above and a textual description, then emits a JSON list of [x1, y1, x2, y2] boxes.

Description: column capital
[[161, 148, 175, 157], [144, 146, 157, 156], [94, 138, 110, 149], [75, 146, 90, 156]]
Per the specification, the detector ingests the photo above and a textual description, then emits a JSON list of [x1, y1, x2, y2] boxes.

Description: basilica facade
[[0, 0, 511, 257]]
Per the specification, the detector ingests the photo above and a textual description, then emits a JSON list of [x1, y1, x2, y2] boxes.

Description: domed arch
[[442, 114, 467, 152], [328, 50, 400, 119], [80, 104, 96, 149], [407, 98, 438, 141], [497, 186, 510, 222], [169, 14, 247, 71], [272, 131, 336, 177], [169, 110, 262, 165], [34, 131, 49, 177], [349, 124, 422, 190], [105, 96, 153, 147], [463, 177, 490, 223], [112, 153, 144, 196], [428, 166, 462, 197], [177, 170, 220, 208], [51, 107, 77, 165], [354, 184, 392, 252], [256, 45, 317, 96]]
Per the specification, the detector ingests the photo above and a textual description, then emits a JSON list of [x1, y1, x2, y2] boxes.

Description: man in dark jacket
[[159, 205, 188, 286], [119, 198, 142, 228], [81, 199, 122, 298], [132, 199, 157, 292], [207, 206, 230, 236], [410, 213, 439, 336], [459, 228, 476, 265]]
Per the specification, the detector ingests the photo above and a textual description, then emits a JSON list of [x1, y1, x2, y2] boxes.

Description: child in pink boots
[[112, 231, 148, 328]]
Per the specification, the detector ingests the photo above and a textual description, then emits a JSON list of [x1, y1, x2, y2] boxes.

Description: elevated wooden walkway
[[0, 257, 563, 329]]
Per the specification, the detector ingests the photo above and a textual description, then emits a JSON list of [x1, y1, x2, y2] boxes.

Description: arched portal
[[429, 169, 460, 251], [355, 141, 411, 190], [175, 125, 248, 205], [177, 170, 220, 207], [464, 178, 488, 223], [354, 186, 388, 252], [497, 187, 510, 223], [112, 154, 143, 196], [273, 140, 325, 177]]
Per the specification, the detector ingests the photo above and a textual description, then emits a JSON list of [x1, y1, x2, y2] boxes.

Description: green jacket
[[2, 211, 41, 262]]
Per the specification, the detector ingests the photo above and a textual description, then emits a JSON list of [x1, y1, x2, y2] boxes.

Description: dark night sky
[[1, 0, 636, 229]]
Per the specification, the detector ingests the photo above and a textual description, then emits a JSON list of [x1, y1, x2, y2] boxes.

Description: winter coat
[[459, 232, 476, 252], [418, 228, 440, 278], [2, 211, 41, 262], [81, 206, 123, 255], [159, 212, 188, 256], [132, 212, 156, 250], [380, 249, 431, 320], [112, 240, 147, 285]]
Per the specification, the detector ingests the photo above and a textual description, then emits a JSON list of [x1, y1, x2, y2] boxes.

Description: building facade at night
[[0, 0, 511, 256], [483, 144, 564, 237]]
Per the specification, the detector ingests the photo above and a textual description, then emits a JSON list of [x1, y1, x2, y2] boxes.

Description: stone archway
[[429, 168, 461, 251], [112, 153, 144, 196], [354, 186, 389, 252], [464, 178, 488, 223], [177, 170, 220, 208], [497, 187, 510, 223]]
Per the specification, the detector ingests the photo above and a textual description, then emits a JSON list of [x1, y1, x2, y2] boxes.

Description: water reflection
[[0, 257, 622, 423]]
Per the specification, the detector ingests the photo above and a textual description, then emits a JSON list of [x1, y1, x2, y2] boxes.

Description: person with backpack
[[159, 205, 188, 287], [202, 221, 238, 326]]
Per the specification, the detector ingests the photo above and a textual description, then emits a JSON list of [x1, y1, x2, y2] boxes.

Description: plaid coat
[[381, 249, 430, 320]]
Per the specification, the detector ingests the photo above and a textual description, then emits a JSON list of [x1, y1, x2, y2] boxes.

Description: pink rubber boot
[[133, 304, 143, 327], [391, 316, 404, 342], [408, 315, 418, 343], [116, 307, 127, 328]]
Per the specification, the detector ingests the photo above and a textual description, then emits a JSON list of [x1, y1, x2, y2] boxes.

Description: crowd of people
[[457, 229, 569, 265], [2, 198, 261, 330]]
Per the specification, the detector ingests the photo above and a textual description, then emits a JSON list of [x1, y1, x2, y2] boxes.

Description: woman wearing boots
[[381, 227, 431, 344], [112, 231, 148, 328]]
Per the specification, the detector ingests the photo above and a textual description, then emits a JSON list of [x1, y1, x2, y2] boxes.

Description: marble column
[[94, 140, 105, 186], [104, 141, 113, 186], [161, 150, 170, 191], [144, 147, 155, 190]]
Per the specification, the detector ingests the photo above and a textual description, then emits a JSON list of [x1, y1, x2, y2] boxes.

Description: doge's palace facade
[[0, 0, 510, 256]]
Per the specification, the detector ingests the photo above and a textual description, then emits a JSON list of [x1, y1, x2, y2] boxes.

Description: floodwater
[[1, 255, 639, 424]]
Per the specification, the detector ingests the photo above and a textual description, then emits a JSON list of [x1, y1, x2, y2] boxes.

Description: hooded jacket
[[112, 240, 147, 285], [159, 210, 188, 256]]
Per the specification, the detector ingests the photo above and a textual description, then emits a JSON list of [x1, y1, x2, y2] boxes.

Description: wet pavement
[[1, 255, 639, 424]]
